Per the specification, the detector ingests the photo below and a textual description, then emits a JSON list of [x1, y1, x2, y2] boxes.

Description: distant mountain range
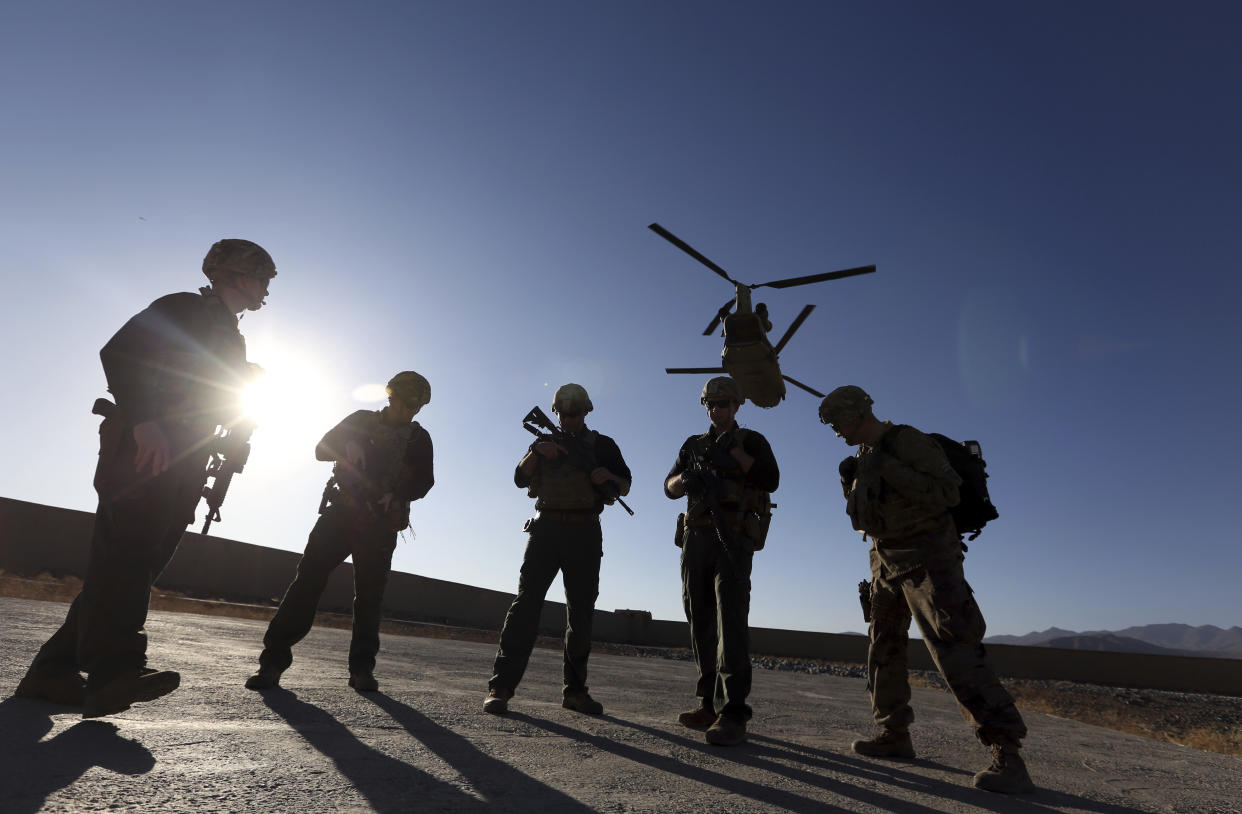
[[984, 624, 1242, 659]]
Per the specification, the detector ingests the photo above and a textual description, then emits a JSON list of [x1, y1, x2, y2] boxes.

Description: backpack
[[885, 426, 999, 541], [927, 433, 999, 540]]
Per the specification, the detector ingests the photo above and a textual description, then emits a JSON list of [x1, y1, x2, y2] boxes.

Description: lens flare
[[351, 383, 389, 403]]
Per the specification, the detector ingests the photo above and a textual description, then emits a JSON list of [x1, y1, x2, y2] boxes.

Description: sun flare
[[237, 349, 343, 461]]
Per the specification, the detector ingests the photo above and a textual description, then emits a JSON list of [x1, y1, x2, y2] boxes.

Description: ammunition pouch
[[321, 482, 409, 533], [741, 511, 769, 551], [685, 506, 771, 552], [741, 492, 773, 551], [531, 468, 598, 512]]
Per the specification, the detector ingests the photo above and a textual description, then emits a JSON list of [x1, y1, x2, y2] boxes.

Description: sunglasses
[[703, 399, 733, 409]]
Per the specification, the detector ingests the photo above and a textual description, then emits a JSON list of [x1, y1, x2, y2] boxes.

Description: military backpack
[[886, 426, 999, 541]]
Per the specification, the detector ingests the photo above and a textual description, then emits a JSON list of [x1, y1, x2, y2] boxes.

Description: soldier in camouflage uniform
[[484, 383, 631, 716], [665, 376, 779, 747], [245, 371, 434, 693], [819, 385, 1033, 794], [15, 239, 276, 718]]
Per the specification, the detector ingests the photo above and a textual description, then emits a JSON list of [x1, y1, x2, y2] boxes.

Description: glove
[[839, 456, 859, 483], [680, 470, 705, 496], [839, 456, 859, 499], [846, 471, 884, 533]]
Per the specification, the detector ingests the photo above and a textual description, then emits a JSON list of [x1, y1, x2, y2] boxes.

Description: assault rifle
[[521, 406, 634, 515], [200, 419, 257, 534], [679, 446, 744, 578]]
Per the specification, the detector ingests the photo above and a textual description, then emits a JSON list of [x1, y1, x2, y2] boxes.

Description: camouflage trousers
[[866, 553, 1027, 746]]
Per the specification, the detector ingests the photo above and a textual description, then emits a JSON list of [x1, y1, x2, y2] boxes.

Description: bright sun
[[238, 349, 345, 459]]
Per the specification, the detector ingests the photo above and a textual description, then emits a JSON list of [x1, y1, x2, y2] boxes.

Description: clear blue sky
[[3, 1, 1240, 637]]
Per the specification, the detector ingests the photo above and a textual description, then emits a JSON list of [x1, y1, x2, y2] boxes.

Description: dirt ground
[[6, 570, 1239, 757]]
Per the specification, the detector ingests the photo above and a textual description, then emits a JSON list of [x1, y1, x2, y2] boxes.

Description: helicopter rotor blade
[[649, 223, 741, 286], [753, 264, 877, 290], [772, 304, 815, 355], [782, 374, 826, 399], [666, 367, 727, 374], [703, 298, 734, 335]]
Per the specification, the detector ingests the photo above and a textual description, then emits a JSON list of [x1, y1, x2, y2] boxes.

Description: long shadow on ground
[[509, 711, 861, 814], [0, 698, 155, 814], [363, 693, 594, 812], [745, 734, 1148, 814], [262, 689, 590, 813]]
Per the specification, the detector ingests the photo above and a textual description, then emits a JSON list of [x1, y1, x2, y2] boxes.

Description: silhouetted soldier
[[484, 384, 630, 716], [245, 371, 434, 693], [14, 239, 276, 718], [820, 385, 1033, 794], [664, 376, 778, 747]]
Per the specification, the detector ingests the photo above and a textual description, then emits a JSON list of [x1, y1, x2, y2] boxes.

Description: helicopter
[[649, 222, 876, 408]]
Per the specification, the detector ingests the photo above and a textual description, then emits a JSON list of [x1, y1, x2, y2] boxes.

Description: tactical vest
[[531, 430, 600, 512], [686, 428, 773, 546], [690, 428, 763, 504], [329, 414, 417, 530], [850, 425, 955, 542]]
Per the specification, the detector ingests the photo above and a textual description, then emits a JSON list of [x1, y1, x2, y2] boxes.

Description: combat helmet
[[202, 239, 277, 283], [701, 376, 744, 405], [819, 385, 874, 425], [552, 383, 593, 415], [387, 371, 431, 410]]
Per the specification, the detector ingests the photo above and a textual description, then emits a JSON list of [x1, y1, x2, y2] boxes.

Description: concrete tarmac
[[2, 597, 1238, 813]]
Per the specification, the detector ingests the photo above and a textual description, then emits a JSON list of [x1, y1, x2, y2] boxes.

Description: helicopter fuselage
[[721, 311, 786, 408]]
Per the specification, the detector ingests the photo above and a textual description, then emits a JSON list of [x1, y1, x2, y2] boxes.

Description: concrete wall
[[4, 496, 1240, 696]]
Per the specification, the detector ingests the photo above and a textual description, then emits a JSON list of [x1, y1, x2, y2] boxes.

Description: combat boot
[[82, 667, 180, 719], [483, 687, 512, 715], [244, 668, 283, 690], [973, 743, 1035, 794], [348, 672, 379, 692], [704, 714, 746, 747], [562, 690, 604, 715], [14, 671, 86, 706], [851, 728, 916, 759], [677, 705, 717, 730]]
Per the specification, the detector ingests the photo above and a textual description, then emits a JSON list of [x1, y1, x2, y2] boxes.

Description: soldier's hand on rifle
[[344, 440, 367, 470], [133, 421, 170, 476], [679, 470, 705, 497], [591, 466, 629, 495], [532, 440, 567, 460]]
